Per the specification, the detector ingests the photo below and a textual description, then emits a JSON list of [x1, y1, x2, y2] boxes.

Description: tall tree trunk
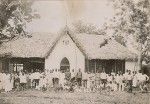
[[138, 42, 143, 72], [137, 51, 142, 71]]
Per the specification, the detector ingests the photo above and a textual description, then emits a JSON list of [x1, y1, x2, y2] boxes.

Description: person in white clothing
[[100, 70, 107, 89], [118, 73, 125, 91], [45, 70, 53, 90], [0, 72, 3, 91], [114, 73, 120, 91], [19, 72, 27, 90], [86, 72, 91, 91], [32, 70, 41, 88], [59, 72, 65, 88], [106, 73, 113, 91], [38, 72, 43, 90], [123, 70, 129, 88], [132, 71, 138, 88], [140, 73, 149, 92], [126, 70, 133, 93], [111, 70, 115, 76], [1, 71, 6, 91], [4, 72, 12, 92]]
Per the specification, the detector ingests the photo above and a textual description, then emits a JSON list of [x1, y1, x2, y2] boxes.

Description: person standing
[[0, 72, 3, 92], [19, 72, 27, 91], [115, 73, 120, 91], [132, 71, 138, 88], [65, 69, 71, 82], [14, 72, 20, 91], [123, 70, 129, 89], [141, 73, 149, 92], [127, 70, 133, 93], [10, 73, 15, 91], [33, 69, 41, 89], [26, 72, 31, 89], [100, 70, 107, 89], [76, 69, 82, 87], [4, 72, 12, 92], [118, 73, 125, 91], [95, 70, 101, 88], [1, 71, 6, 91]]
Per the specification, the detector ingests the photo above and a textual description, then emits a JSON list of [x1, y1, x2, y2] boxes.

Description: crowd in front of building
[[0, 68, 149, 93]]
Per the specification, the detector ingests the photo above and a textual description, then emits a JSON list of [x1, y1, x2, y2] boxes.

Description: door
[[60, 57, 70, 73]]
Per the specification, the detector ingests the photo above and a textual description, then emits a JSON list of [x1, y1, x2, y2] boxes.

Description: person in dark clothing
[[127, 70, 133, 93], [65, 69, 71, 85], [76, 69, 82, 87]]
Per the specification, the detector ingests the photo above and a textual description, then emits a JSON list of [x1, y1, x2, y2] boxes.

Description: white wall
[[125, 61, 138, 72], [45, 34, 85, 73]]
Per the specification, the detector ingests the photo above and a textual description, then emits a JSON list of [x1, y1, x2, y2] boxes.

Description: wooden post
[[95, 60, 96, 73], [115, 60, 116, 73], [122, 60, 123, 73], [87, 59, 89, 73]]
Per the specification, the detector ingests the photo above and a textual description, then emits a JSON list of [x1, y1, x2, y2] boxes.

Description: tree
[[72, 20, 106, 35], [109, 0, 150, 71], [0, 0, 39, 42]]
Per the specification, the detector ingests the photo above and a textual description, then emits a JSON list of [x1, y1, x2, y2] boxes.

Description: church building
[[0, 28, 137, 75]]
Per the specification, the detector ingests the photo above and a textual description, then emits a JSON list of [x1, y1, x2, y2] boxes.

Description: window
[[9, 63, 23, 72]]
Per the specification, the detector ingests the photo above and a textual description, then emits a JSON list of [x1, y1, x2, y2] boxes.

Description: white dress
[[87, 74, 91, 89], [2, 73, 6, 89], [10, 74, 14, 89], [5, 74, 12, 92], [132, 75, 138, 87], [0, 73, 3, 90]]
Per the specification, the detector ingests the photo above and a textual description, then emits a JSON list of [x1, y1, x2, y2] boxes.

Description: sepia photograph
[[0, 0, 150, 104]]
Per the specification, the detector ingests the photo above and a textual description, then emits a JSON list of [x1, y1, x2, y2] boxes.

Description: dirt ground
[[0, 90, 150, 104]]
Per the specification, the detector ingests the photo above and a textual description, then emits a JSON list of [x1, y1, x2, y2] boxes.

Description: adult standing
[[127, 70, 133, 93], [65, 69, 71, 82], [14, 72, 20, 91], [100, 70, 107, 89], [118, 73, 125, 91], [45, 70, 53, 90], [123, 70, 129, 88], [76, 69, 82, 87], [95, 70, 101, 87], [19, 72, 27, 90], [132, 71, 138, 88], [115, 73, 120, 91], [33, 69, 41, 89], [141, 73, 149, 92], [65, 68, 71, 89], [1, 70, 6, 91], [4, 72, 12, 92], [10, 72, 15, 91], [26, 71, 31, 89], [0, 71, 3, 92]]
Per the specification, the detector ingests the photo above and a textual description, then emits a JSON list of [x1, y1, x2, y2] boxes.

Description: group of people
[[0, 69, 45, 92], [0, 68, 149, 93], [83, 70, 149, 93], [0, 71, 13, 92]]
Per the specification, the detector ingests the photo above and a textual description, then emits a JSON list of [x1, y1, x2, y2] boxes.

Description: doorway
[[60, 57, 70, 73]]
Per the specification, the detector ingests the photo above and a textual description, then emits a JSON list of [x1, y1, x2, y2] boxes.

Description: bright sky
[[26, 0, 115, 33]]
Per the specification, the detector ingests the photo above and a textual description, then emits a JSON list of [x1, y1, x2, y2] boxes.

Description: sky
[[26, 0, 115, 33]]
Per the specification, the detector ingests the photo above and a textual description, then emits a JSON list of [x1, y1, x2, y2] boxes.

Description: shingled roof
[[0, 31, 137, 60]]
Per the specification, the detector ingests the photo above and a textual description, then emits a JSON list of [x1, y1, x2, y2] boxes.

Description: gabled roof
[[69, 33, 136, 60], [0, 30, 137, 60], [0, 32, 60, 58]]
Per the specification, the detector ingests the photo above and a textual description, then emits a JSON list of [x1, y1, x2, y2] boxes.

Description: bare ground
[[0, 90, 150, 104]]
